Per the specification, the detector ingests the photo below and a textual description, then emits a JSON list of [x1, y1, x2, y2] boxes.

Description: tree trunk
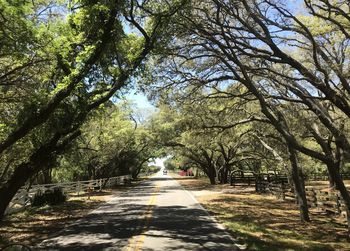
[[208, 173, 216, 185], [328, 174, 336, 188], [42, 168, 53, 184], [222, 166, 229, 184], [207, 165, 216, 185], [132, 167, 141, 179], [0, 159, 13, 183], [288, 146, 310, 222], [87, 162, 96, 180], [327, 160, 339, 189], [217, 168, 222, 183], [218, 166, 229, 184], [327, 162, 350, 237], [0, 131, 79, 220], [0, 150, 56, 220], [0, 163, 36, 219], [202, 165, 216, 185]]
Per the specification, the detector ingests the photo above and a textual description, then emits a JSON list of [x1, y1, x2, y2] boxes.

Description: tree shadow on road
[[36, 203, 239, 251]]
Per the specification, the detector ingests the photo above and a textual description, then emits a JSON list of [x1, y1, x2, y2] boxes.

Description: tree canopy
[[1, 0, 350, 236]]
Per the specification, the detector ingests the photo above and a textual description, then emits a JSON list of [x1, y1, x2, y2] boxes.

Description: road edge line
[[171, 176, 247, 250]]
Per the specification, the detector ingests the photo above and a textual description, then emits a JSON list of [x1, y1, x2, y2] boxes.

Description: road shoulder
[[173, 174, 349, 250]]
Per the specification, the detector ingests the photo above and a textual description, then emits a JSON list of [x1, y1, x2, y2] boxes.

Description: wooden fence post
[[281, 181, 285, 200], [77, 181, 81, 195], [336, 192, 341, 215], [7, 175, 131, 215]]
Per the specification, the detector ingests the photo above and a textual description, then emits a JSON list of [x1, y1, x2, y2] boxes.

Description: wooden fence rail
[[229, 170, 349, 221], [5, 175, 131, 215], [230, 170, 256, 186], [306, 173, 350, 181], [265, 182, 348, 220]]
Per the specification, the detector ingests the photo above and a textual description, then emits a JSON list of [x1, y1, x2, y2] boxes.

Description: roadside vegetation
[[176, 177, 350, 251], [0, 177, 149, 247], [0, 190, 112, 247], [1, 0, 350, 248], [0, 0, 176, 220]]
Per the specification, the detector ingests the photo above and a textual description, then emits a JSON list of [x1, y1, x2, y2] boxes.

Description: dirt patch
[[176, 176, 350, 251]]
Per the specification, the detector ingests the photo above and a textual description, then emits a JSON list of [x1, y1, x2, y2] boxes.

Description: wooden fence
[[264, 182, 348, 220], [255, 174, 288, 193], [230, 170, 256, 186], [228, 170, 349, 220], [306, 173, 350, 181], [5, 175, 131, 215]]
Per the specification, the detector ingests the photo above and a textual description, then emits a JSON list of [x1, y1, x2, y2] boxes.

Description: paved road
[[38, 172, 240, 250]]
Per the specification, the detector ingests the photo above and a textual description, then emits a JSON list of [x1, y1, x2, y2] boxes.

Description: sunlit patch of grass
[[176, 177, 350, 251]]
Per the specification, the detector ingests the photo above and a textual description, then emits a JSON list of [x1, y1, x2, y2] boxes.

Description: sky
[[127, 0, 306, 169], [148, 157, 168, 170], [126, 92, 155, 111], [126, 92, 167, 167]]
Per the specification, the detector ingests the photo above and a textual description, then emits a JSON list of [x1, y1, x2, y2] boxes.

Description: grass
[[176, 176, 350, 251]]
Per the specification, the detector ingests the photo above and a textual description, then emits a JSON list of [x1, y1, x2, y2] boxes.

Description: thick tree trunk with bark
[[327, 162, 350, 237], [41, 169, 53, 184], [0, 154, 56, 219], [219, 166, 229, 184], [327, 160, 339, 188], [207, 165, 216, 185], [202, 164, 216, 185], [328, 174, 336, 188], [0, 159, 13, 183], [0, 150, 55, 219], [0, 131, 79, 220], [132, 167, 141, 179], [288, 146, 310, 222], [0, 163, 36, 218], [208, 173, 216, 185]]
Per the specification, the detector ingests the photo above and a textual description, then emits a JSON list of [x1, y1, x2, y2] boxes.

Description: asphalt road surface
[[37, 172, 240, 250]]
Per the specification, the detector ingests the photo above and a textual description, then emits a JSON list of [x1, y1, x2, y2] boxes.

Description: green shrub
[[32, 187, 66, 207], [32, 190, 46, 206]]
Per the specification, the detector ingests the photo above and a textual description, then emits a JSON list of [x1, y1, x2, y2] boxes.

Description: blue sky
[[126, 92, 155, 110]]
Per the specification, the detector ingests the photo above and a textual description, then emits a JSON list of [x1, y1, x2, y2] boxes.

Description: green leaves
[[120, 34, 145, 63], [55, 102, 160, 181]]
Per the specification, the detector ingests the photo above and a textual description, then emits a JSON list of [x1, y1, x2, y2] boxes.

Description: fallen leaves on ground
[[0, 190, 114, 247], [175, 176, 350, 251]]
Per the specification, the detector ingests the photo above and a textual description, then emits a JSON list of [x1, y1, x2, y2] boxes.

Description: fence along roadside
[[6, 175, 131, 215], [230, 170, 349, 221], [260, 180, 348, 220]]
